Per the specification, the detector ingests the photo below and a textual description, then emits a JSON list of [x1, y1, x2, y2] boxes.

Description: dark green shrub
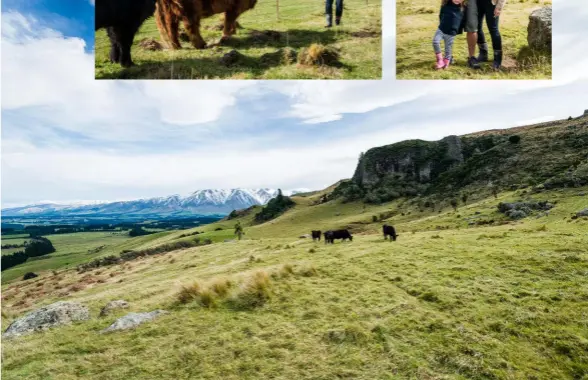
[[254, 189, 295, 223]]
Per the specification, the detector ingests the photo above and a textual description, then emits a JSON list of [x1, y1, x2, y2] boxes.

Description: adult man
[[465, 0, 481, 69]]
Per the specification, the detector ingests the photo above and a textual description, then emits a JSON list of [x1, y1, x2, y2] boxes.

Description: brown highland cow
[[155, 0, 257, 49]]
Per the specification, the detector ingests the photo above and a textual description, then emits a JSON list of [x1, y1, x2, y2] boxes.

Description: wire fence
[[109, 0, 380, 35], [96, 0, 381, 52]]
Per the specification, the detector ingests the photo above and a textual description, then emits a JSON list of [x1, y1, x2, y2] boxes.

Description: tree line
[[1, 237, 56, 271]]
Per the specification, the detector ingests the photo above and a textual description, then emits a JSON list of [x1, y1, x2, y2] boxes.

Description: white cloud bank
[[2, 0, 588, 205]]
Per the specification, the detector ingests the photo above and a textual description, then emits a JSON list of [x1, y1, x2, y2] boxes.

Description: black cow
[[383, 224, 398, 241], [95, 0, 156, 67], [324, 229, 353, 244], [311, 230, 321, 241]]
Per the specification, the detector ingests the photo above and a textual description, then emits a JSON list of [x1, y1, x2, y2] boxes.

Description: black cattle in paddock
[[95, 0, 156, 67], [311, 230, 321, 241], [324, 229, 353, 244], [383, 224, 398, 241]]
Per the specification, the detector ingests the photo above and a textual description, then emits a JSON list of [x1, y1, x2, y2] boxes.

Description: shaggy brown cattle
[[155, 0, 257, 49]]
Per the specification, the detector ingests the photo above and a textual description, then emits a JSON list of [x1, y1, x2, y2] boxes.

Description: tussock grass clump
[[297, 265, 318, 277], [198, 289, 217, 308], [324, 324, 369, 345], [278, 264, 294, 278], [297, 44, 341, 67], [210, 279, 232, 297], [260, 47, 297, 66], [229, 271, 272, 311], [177, 282, 202, 304], [176, 271, 275, 311], [419, 292, 440, 303]]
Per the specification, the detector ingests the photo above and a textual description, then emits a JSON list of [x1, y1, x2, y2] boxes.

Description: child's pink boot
[[442, 57, 451, 69], [435, 53, 445, 70]]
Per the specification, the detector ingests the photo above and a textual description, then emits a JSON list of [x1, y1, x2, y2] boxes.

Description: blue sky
[[2, 0, 588, 207], [2, 0, 95, 49]]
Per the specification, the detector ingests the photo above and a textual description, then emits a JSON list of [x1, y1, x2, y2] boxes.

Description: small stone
[[99, 300, 130, 317]]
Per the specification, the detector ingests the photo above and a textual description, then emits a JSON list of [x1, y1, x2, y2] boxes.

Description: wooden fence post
[[276, 0, 280, 20]]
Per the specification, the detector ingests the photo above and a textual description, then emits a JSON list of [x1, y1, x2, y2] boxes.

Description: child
[[433, 0, 465, 70]]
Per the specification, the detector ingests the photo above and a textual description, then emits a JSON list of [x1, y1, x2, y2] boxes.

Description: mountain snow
[[1, 188, 310, 217]]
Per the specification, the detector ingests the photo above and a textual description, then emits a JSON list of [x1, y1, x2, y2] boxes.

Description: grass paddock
[[396, 0, 552, 80]]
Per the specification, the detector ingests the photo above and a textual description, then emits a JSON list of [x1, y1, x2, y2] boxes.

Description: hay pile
[[297, 44, 341, 67]]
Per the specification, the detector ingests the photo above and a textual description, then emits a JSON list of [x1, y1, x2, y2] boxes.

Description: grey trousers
[[433, 29, 456, 59]]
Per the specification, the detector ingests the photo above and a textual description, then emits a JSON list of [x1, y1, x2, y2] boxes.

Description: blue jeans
[[326, 0, 343, 19], [477, 0, 502, 51]]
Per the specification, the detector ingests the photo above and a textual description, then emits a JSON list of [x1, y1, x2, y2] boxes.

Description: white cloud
[[1, 13, 254, 139], [2, 0, 588, 206]]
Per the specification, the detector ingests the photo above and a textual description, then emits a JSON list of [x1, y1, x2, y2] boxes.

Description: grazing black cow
[[324, 229, 353, 244], [95, 0, 157, 67], [311, 230, 322, 241], [383, 224, 398, 241]]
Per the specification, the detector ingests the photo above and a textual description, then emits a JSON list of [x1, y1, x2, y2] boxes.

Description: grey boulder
[[101, 310, 168, 333], [528, 7, 552, 51], [3, 301, 90, 339]]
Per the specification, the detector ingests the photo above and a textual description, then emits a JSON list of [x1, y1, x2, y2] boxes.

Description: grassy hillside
[[396, 0, 552, 80], [2, 184, 587, 379], [95, 0, 381, 79]]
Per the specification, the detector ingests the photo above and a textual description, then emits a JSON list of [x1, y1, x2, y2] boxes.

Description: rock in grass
[[101, 310, 168, 333], [3, 301, 90, 339], [99, 300, 130, 317], [528, 7, 552, 51], [577, 209, 588, 217]]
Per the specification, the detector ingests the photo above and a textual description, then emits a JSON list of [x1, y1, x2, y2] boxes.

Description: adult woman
[[476, 0, 506, 70]]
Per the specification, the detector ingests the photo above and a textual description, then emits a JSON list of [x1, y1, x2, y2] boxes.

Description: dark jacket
[[439, 1, 465, 36]]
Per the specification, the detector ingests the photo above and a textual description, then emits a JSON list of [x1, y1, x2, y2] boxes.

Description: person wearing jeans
[[476, 0, 506, 70], [325, 0, 343, 28]]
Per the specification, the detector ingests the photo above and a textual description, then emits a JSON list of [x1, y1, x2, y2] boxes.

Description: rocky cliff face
[[352, 135, 464, 187], [337, 114, 588, 204]]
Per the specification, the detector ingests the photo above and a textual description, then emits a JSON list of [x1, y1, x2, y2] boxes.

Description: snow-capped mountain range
[[1, 189, 308, 217]]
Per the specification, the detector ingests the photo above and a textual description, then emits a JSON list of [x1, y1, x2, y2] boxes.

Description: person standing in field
[[476, 0, 506, 70], [325, 0, 343, 28], [432, 0, 465, 70]]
